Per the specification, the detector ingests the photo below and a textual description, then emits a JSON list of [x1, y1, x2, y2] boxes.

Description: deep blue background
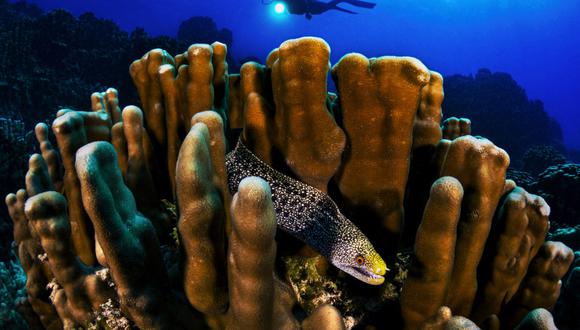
[[21, 0, 580, 149]]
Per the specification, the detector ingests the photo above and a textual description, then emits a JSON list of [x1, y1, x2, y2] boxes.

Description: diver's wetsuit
[[286, 0, 377, 19]]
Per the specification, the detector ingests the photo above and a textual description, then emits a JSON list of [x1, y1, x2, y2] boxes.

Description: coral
[[331, 51, 431, 254], [177, 17, 234, 67], [532, 163, 580, 228], [522, 145, 567, 176], [0, 257, 28, 329], [0, 117, 32, 261], [7, 107, 342, 329], [514, 308, 558, 330], [6, 187, 62, 329], [499, 241, 574, 328], [506, 168, 536, 192], [568, 148, 580, 164], [441, 117, 471, 140], [4, 37, 575, 330], [283, 253, 410, 327], [227, 140, 387, 285], [442, 68, 564, 165], [554, 252, 580, 330], [549, 226, 580, 252], [0, 3, 223, 129]]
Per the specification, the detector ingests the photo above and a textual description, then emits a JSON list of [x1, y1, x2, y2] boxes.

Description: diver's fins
[[335, 0, 377, 9], [334, 7, 358, 14]]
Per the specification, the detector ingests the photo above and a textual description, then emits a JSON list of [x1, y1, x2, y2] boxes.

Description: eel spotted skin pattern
[[226, 140, 387, 285]]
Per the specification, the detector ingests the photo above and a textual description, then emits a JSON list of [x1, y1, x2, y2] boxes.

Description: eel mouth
[[341, 265, 386, 285]]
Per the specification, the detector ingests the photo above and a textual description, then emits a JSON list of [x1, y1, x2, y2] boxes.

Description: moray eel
[[226, 140, 388, 285]]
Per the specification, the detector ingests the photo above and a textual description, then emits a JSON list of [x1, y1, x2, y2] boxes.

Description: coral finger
[[25, 154, 54, 197], [130, 48, 172, 148], [6, 189, 30, 244], [242, 92, 274, 164], [228, 73, 243, 130], [159, 63, 182, 195], [332, 52, 430, 251], [176, 123, 228, 314], [271, 37, 345, 192], [227, 177, 277, 330], [472, 188, 549, 322], [91, 92, 105, 112], [104, 88, 122, 124], [439, 136, 510, 315], [211, 41, 228, 119], [75, 141, 143, 282], [25, 191, 106, 324], [501, 241, 574, 327], [402, 177, 463, 330], [52, 111, 96, 266], [302, 304, 345, 330], [182, 44, 214, 130], [413, 71, 444, 149], [111, 122, 128, 176], [35, 123, 63, 191], [404, 71, 444, 246]]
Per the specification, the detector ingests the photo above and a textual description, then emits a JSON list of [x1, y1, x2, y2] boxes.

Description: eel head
[[330, 229, 388, 285]]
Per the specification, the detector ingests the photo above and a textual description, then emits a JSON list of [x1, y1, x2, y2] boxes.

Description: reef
[[0, 255, 28, 329], [443, 68, 565, 167], [554, 251, 580, 330], [0, 117, 32, 260], [0, 0, 237, 129], [522, 145, 568, 177], [0, 1, 240, 261], [2, 36, 577, 330], [532, 164, 580, 228], [177, 17, 233, 53]]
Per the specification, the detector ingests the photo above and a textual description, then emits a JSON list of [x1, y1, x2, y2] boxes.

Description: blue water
[[22, 0, 580, 149]]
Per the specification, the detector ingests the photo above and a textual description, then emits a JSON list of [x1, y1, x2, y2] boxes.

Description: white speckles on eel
[[226, 140, 388, 285]]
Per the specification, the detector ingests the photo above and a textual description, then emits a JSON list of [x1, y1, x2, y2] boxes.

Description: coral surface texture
[[3, 37, 576, 330]]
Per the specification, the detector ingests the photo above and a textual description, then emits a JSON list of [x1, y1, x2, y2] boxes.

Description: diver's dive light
[[274, 2, 286, 14], [262, 0, 286, 16]]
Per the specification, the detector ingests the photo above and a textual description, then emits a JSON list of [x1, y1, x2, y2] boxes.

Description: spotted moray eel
[[226, 140, 387, 285]]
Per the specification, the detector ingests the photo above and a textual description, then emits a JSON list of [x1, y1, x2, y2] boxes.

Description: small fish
[[226, 140, 387, 285]]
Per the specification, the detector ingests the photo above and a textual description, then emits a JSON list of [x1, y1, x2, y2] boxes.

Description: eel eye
[[355, 255, 365, 266]]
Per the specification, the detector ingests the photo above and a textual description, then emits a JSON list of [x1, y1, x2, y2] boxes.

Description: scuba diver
[[273, 0, 377, 20]]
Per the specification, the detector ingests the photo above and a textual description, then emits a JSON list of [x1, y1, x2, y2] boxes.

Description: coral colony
[[4, 37, 576, 329]]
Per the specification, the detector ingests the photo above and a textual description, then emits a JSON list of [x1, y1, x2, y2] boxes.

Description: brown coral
[[5, 36, 574, 330]]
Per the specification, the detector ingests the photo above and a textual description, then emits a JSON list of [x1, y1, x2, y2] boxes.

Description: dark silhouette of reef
[[0, 1, 241, 129], [178, 16, 233, 50], [442, 68, 565, 167], [0, 118, 32, 261], [505, 147, 579, 229], [177, 16, 239, 72], [0, 0, 239, 261], [532, 163, 580, 228], [568, 149, 580, 164], [0, 0, 182, 126], [522, 145, 568, 176]]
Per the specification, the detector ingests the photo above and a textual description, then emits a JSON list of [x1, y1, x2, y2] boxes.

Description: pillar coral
[[442, 117, 472, 140], [403, 71, 444, 247], [331, 52, 430, 253], [235, 38, 346, 194], [6, 186, 61, 330], [4, 36, 574, 329]]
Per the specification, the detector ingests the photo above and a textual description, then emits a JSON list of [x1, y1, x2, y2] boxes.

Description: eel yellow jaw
[[338, 254, 389, 285], [341, 263, 387, 285]]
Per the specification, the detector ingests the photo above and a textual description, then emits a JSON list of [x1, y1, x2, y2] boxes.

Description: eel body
[[225, 140, 386, 285]]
